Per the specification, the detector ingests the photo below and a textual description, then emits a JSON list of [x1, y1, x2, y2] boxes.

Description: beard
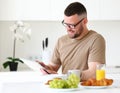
[[68, 25, 84, 39]]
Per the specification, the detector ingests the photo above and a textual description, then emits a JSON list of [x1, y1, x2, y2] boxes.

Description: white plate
[[45, 85, 80, 92], [81, 85, 109, 89]]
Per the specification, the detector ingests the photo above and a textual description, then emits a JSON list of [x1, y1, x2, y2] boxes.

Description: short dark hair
[[64, 2, 87, 16]]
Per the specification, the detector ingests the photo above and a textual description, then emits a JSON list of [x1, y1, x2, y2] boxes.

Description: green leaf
[[3, 57, 24, 69], [3, 61, 11, 68]]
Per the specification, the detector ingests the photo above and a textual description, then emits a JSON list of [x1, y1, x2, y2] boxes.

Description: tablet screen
[[20, 58, 42, 71]]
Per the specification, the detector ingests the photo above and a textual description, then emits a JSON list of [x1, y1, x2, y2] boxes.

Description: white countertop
[[0, 71, 120, 93], [0, 71, 43, 83], [1, 82, 120, 93]]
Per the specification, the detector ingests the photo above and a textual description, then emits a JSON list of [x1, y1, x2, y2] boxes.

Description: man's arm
[[81, 62, 101, 81]]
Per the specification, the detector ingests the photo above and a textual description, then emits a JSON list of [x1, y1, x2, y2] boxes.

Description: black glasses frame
[[62, 18, 84, 29]]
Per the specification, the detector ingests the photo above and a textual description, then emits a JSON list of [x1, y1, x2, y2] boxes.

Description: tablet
[[20, 58, 42, 71]]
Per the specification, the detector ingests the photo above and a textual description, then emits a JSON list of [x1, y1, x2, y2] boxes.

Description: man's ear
[[83, 18, 88, 24]]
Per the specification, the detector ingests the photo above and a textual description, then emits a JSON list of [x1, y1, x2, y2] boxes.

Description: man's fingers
[[40, 68, 48, 75], [40, 68, 57, 75], [47, 69, 57, 74], [36, 60, 46, 68]]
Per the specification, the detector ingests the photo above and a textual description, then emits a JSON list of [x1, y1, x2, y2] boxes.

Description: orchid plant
[[3, 21, 31, 71]]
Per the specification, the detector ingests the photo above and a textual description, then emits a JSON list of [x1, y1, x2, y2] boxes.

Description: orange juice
[[96, 69, 105, 80]]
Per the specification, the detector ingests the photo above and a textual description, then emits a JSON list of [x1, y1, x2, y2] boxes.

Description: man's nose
[[66, 26, 72, 30]]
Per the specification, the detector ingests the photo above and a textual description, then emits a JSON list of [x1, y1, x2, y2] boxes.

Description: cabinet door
[[51, 0, 100, 21], [0, 0, 17, 20], [99, 0, 120, 20], [83, 0, 100, 20], [50, 0, 69, 21], [16, 0, 51, 20], [0, 0, 51, 20]]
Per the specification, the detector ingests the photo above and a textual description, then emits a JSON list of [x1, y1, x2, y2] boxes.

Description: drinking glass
[[96, 64, 106, 80], [67, 69, 81, 81]]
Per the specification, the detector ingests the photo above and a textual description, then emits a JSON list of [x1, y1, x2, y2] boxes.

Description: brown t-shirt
[[51, 30, 106, 74]]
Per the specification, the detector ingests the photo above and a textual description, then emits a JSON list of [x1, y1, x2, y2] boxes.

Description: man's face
[[63, 14, 84, 39]]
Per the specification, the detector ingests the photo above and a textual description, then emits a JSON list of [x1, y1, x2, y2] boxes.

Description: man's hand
[[36, 60, 57, 75], [36, 61, 49, 69], [40, 68, 57, 75]]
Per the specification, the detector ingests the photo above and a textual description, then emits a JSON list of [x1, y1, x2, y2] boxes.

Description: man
[[38, 2, 105, 81]]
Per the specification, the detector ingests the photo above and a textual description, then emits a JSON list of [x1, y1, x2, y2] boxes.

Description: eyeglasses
[[62, 18, 84, 29]]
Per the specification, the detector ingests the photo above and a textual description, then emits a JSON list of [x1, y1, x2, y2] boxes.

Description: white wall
[[88, 21, 120, 66], [0, 21, 120, 71]]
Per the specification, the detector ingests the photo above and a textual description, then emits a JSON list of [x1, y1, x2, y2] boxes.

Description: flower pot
[[9, 62, 18, 71]]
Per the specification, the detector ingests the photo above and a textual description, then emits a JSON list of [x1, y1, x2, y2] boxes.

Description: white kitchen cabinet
[[0, 0, 51, 20], [99, 0, 120, 20], [0, 0, 17, 20], [50, 0, 68, 21], [79, 0, 100, 20], [51, 0, 120, 20], [50, 0, 100, 21], [16, 0, 51, 20], [0, 0, 120, 20]]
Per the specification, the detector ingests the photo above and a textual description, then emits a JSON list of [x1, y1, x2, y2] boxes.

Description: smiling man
[[38, 2, 106, 81]]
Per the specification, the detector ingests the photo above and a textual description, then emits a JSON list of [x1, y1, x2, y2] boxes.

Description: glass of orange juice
[[96, 64, 106, 80]]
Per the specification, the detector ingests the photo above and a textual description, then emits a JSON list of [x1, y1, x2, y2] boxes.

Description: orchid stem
[[13, 29, 16, 58]]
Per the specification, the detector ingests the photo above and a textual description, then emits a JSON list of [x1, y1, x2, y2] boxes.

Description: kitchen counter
[[1, 81, 120, 93], [0, 71, 120, 93]]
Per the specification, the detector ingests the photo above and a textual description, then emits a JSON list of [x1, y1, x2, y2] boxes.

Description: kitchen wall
[[0, 21, 120, 71]]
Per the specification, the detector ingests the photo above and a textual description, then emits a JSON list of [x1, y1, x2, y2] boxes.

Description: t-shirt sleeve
[[88, 34, 106, 64], [50, 39, 61, 65]]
